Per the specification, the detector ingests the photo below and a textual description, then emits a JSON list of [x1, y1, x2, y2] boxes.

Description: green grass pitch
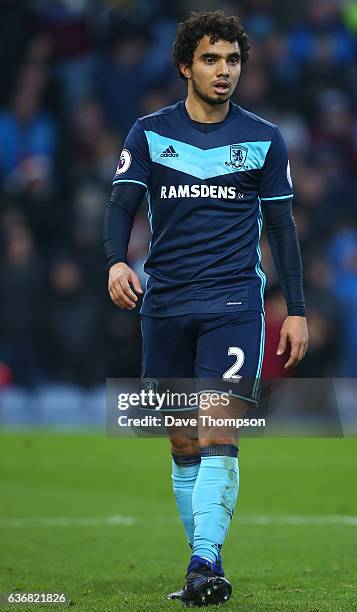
[[0, 433, 356, 611]]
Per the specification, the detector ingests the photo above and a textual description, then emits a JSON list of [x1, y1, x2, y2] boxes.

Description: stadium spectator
[[41, 254, 103, 386], [32, 0, 97, 109], [0, 64, 57, 193], [0, 222, 44, 386], [328, 228, 357, 376], [95, 19, 174, 134]]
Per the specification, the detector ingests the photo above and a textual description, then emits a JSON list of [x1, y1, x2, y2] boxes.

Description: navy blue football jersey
[[112, 101, 293, 317]]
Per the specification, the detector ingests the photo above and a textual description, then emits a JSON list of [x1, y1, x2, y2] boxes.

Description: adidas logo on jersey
[[160, 145, 179, 158]]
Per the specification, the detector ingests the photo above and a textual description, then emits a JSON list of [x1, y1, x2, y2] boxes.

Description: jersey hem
[[140, 307, 264, 318]]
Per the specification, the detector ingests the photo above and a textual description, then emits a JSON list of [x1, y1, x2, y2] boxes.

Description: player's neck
[[185, 92, 230, 124]]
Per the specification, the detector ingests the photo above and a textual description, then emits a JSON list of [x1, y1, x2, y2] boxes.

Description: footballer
[[104, 10, 308, 607]]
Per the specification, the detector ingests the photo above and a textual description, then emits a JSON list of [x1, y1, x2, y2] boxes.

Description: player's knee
[[170, 434, 198, 456]]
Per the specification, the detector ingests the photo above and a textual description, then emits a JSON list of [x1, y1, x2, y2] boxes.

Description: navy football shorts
[[141, 311, 265, 406]]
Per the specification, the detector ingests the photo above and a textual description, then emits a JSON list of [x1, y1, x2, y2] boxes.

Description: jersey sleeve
[[113, 120, 151, 189], [259, 128, 294, 202]]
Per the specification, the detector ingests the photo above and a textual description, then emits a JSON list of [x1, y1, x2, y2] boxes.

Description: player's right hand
[[108, 262, 143, 310]]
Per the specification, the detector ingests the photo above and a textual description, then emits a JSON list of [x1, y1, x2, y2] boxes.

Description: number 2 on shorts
[[222, 347, 245, 382]]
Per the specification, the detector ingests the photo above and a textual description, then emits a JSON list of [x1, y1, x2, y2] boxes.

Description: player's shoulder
[[137, 102, 181, 129], [235, 104, 280, 137]]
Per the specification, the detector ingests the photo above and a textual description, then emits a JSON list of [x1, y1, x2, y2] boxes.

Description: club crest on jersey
[[225, 144, 248, 169]]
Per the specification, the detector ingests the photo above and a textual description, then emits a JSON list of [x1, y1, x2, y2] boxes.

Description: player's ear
[[180, 64, 191, 80]]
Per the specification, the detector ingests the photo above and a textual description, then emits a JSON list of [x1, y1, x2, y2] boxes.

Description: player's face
[[182, 36, 242, 106]]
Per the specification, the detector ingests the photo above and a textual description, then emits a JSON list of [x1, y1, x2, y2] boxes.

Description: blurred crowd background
[[1, 0, 357, 398]]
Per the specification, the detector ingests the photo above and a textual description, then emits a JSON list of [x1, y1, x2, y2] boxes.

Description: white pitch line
[[0, 515, 137, 528], [238, 515, 357, 526], [0, 515, 356, 528]]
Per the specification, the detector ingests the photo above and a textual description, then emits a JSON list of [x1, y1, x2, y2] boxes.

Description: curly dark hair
[[172, 11, 250, 80]]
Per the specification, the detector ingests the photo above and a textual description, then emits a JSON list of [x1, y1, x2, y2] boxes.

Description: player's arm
[[263, 198, 308, 368], [259, 127, 308, 369], [103, 119, 150, 310], [103, 183, 145, 309]]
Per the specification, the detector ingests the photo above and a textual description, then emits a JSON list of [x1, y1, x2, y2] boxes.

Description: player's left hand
[[276, 316, 308, 369]]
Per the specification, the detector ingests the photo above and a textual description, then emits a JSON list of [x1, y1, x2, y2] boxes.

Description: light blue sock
[[172, 454, 201, 546], [191, 445, 239, 566]]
